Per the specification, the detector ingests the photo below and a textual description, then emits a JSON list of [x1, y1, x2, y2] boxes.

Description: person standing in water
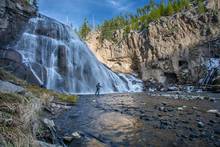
[[95, 83, 102, 96]]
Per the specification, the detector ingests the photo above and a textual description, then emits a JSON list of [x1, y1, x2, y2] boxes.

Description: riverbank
[[0, 69, 77, 147], [44, 92, 220, 147]]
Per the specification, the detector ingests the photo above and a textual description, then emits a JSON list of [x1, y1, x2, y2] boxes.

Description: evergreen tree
[[79, 18, 91, 40], [197, 0, 206, 14], [166, 0, 174, 16], [159, 0, 166, 16]]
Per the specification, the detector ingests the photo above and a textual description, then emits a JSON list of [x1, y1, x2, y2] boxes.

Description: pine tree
[[79, 18, 91, 40], [197, 0, 206, 13], [166, 0, 174, 16], [159, 0, 166, 16]]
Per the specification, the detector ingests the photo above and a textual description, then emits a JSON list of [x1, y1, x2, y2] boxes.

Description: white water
[[12, 16, 143, 94]]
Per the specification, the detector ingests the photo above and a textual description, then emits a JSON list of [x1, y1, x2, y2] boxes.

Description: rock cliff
[[0, 0, 37, 47], [86, 2, 220, 85]]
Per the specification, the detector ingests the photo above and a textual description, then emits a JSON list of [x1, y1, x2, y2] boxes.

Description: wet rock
[[214, 128, 220, 135], [43, 118, 55, 128], [209, 98, 216, 102], [162, 102, 168, 106], [192, 107, 198, 110], [189, 133, 199, 139], [207, 109, 220, 117], [207, 109, 219, 113], [33, 141, 60, 147], [177, 107, 184, 111], [197, 122, 205, 128], [209, 120, 216, 124], [159, 107, 165, 111], [168, 86, 179, 91], [72, 131, 81, 139], [63, 136, 73, 142]]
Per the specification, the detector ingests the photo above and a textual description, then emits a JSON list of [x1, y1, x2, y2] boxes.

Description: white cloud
[[109, 0, 120, 6], [106, 0, 133, 12]]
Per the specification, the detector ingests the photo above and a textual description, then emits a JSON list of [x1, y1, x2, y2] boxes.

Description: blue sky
[[39, 0, 149, 28]]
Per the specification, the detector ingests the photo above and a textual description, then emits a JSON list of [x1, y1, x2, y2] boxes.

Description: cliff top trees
[[79, 0, 206, 42], [79, 18, 91, 40]]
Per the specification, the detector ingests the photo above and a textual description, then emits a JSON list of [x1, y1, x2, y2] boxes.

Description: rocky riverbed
[[41, 92, 220, 147]]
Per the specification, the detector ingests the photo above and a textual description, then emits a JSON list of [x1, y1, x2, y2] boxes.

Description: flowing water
[[53, 93, 220, 147], [12, 15, 143, 94]]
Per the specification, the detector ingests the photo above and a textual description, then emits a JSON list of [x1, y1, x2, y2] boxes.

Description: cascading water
[[11, 15, 143, 94]]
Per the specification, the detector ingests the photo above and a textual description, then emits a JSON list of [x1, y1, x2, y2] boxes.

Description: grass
[[0, 92, 33, 147], [0, 69, 77, 146], [0, 69, 27, 86], [26, 85, 78, 104]]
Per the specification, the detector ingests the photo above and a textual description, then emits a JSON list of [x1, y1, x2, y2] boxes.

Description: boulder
[[0, 80, 25, 93], [0, 49, 22, 63]]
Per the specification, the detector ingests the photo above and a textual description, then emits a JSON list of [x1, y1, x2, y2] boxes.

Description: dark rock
[[181, 134, 187, 138], [58, 45, 68, 75], [216, 113, 220, 117], [209, 120, 216, 124], [0, 0, 37, 47], [189, 133, 199, 139], [0, 49, 22, 63], [214, 128, 220, 135]]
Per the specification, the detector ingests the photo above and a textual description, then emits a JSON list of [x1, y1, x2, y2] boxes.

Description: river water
[[52, 93, 220, 147]]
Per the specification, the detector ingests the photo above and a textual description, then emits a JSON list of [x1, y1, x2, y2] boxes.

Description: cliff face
[[86, 4, 220, 84], [0, 0, 37, 47]]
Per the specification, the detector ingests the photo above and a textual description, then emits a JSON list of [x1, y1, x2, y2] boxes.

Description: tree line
[[78, 0, 206, 42]]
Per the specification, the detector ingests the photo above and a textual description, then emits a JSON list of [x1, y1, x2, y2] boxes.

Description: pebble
[[177, 107, 184, 111], [162, 102, 168, 106], [159, 107, 165, 111], [207, 109, 219, 113], [63, 136, 73, 142], [197, 122, 205, 128], [192, 107, 198, 110], [72, 132, 81, 139]]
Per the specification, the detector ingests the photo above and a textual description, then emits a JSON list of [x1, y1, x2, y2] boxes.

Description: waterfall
[[11, 15, 143, 94]]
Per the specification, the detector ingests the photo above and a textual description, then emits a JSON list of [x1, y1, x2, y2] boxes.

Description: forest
[[78, 0, 206, 42]]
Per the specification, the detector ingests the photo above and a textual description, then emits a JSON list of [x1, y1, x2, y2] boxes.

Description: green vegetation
[[79, 0, 206, 42], [0, 68, 27, 86], [78, 18, 91, 40], [197, 0, 206, 14], [26, 85, 78, 103], [0, 69, 77, 146]]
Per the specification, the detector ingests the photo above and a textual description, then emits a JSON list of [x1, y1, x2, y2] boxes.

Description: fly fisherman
[[95, 83, 102, 96]]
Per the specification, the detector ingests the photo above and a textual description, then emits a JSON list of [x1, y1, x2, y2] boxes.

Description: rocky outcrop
[[86, 4, 220, 85], [86, 30, 141, 74], [0, 0, 37, 47]]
